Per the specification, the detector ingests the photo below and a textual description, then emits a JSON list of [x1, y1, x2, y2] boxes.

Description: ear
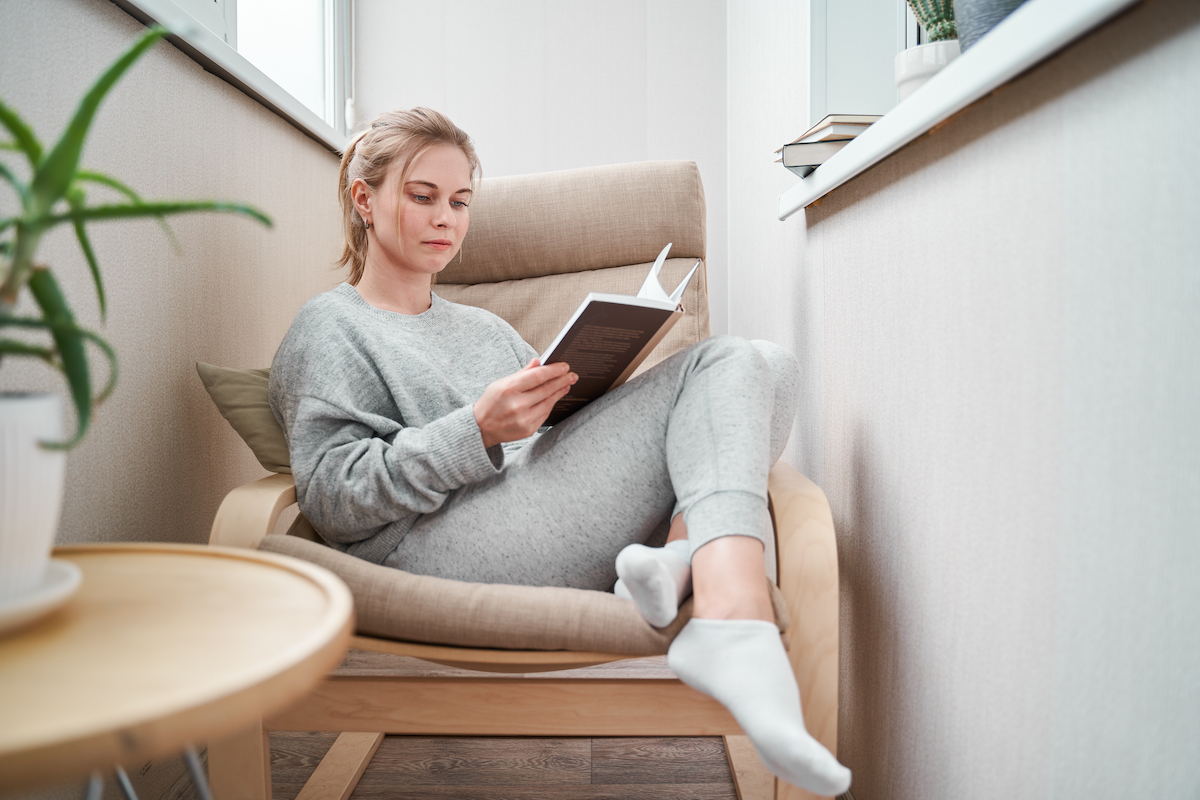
[[350, 178, 373, 221]]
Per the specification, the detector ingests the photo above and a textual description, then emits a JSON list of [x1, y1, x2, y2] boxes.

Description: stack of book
[[776, 114, 881, 178]]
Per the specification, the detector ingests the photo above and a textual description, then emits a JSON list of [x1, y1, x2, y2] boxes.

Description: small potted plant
[[955, 0, 1027, 51], [0, 27, 270, 611], [896, 0, 961, 101]]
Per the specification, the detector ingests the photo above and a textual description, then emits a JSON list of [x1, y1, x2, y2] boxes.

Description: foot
[[668, 618, 851, 796], [614, 541, 692, 627]]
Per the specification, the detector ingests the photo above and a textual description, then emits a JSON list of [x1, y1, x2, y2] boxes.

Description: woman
[[269, 108, 851, 795]]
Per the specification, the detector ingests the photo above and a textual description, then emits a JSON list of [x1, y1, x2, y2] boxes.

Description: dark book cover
[[541, 300, 678, 426]]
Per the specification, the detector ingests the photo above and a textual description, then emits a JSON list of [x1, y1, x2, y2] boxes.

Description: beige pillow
[[195, 362, 291, 473]]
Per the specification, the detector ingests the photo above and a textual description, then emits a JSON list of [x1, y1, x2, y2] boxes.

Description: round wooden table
[[0, 543, 353, 792]]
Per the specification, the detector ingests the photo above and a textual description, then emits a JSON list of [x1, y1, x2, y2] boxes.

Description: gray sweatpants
[[384, 336, 800, 591]]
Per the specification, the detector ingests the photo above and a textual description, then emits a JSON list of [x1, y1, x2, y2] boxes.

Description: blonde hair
[[337, 108, 480, 285]]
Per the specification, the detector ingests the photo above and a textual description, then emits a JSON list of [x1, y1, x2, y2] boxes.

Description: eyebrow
[[407, 180, 472, 195]]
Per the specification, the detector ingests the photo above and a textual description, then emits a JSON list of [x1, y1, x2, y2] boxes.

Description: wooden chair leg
[[295, 732, 384, 800], [208, 719, 271, 800], [725, 734, 774, 800], [769, 463, 843, 800]]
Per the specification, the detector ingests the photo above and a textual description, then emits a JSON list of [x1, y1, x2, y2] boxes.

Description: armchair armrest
[[767, 460, 840, 762], [209, 473, 297, 549]]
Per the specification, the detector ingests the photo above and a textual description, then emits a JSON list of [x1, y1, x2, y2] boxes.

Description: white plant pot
[[895, 39, 961, 102], [0, 393, 67, 602]]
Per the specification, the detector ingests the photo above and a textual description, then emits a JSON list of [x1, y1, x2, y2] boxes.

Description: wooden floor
[[164, 651, 745, 800], [265, 731, 738, 799]]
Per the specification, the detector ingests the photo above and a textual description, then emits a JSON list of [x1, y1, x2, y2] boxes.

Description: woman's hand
[[474, 359, 577, 448]]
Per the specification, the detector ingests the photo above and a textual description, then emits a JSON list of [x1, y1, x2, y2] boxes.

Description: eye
[[412, 194, 431, 203], [451, 199, 469, 209]]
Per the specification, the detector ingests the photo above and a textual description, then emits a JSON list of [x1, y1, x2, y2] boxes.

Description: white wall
[[727, 1, 813, 472], [354, 0, 730, 334], [730, 0, 1200, 798]]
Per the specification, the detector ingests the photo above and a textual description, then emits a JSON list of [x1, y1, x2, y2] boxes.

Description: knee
[[749, 339, 800, 388], [698, 334, 760, 360], [694, 336, 794, 381]]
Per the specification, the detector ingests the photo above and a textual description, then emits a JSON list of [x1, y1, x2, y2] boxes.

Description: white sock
[[668, 618, 852, 796], [614, 540, 692, 627]]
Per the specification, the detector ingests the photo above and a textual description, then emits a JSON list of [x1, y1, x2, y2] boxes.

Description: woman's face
[[359, 144, 473, 280]]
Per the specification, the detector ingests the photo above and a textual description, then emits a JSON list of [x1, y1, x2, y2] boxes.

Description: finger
[[529, 380, 573, 424], [529, 373, 575, 410], [524, 370, 576, 403], [509, 361, 571, 392]]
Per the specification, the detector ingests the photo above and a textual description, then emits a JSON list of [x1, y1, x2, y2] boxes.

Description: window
[[111, 0, 353, 151], [808, 0, 923, 126]]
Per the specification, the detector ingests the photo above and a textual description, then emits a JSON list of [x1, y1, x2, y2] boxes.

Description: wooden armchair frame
[[205, 459, 840, 800]]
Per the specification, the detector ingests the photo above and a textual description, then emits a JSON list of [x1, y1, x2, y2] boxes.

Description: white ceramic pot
[[895, 39, 961, 102], [0, 393, 67, 602]]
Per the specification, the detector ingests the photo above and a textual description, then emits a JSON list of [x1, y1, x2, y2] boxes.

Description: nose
[[433, 200, 453, 228]]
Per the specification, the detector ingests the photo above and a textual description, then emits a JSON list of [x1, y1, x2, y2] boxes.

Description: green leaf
[[0, 161, 30, 209], [2, 315, 119, 408], [0, 338, 56, 363], [2, 311, 120, 395], [0, 99, 43, 166], [75, 170, 179, 249], [24, 270, 91, 444], [66, 186, 106, 319], [43, 199, 272, 228], [29, 27, 165, 213], [0, 219, 38, 307], [23, 268, 120, 449], [74, 170, 142, 202]]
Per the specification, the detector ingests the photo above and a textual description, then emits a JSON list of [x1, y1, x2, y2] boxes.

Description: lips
[[424, 239, 453, 251]]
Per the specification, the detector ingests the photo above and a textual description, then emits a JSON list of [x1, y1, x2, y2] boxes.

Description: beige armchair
[[199, 161, 840, 800]]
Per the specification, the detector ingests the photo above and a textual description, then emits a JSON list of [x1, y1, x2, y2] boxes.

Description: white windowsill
[[778, 0, 1141, 220], [111, 0, 348, 154]]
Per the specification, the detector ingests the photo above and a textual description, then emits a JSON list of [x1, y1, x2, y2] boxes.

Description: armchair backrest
[[436, 160, 709, 371]]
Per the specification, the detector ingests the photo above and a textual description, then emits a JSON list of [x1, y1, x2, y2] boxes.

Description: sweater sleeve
[[277, 390, 500, 545]]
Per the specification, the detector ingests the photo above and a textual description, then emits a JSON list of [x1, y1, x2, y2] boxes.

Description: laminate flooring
[[268, 731, 738, 799], [163, 651, 743, 800]]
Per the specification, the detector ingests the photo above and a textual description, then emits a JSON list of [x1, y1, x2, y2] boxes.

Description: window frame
[[780, 0, 1141, 219], [111, 0, 352, 153]]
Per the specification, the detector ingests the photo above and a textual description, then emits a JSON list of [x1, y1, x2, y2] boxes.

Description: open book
[[539, 243, 700, 426]]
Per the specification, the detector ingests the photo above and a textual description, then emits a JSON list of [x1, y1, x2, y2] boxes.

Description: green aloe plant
[[908, 0, 958, 41], [1, 27, 271, 449]]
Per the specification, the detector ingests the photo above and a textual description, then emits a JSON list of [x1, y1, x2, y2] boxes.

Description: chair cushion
[[196, 362, 291, 473], [259, 534, 789, 653], [259, 535, 688, 653], [444, 161, 706, 284]]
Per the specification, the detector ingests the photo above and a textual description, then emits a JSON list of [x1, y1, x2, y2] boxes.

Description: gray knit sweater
[[269, 283, 538, 564]]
